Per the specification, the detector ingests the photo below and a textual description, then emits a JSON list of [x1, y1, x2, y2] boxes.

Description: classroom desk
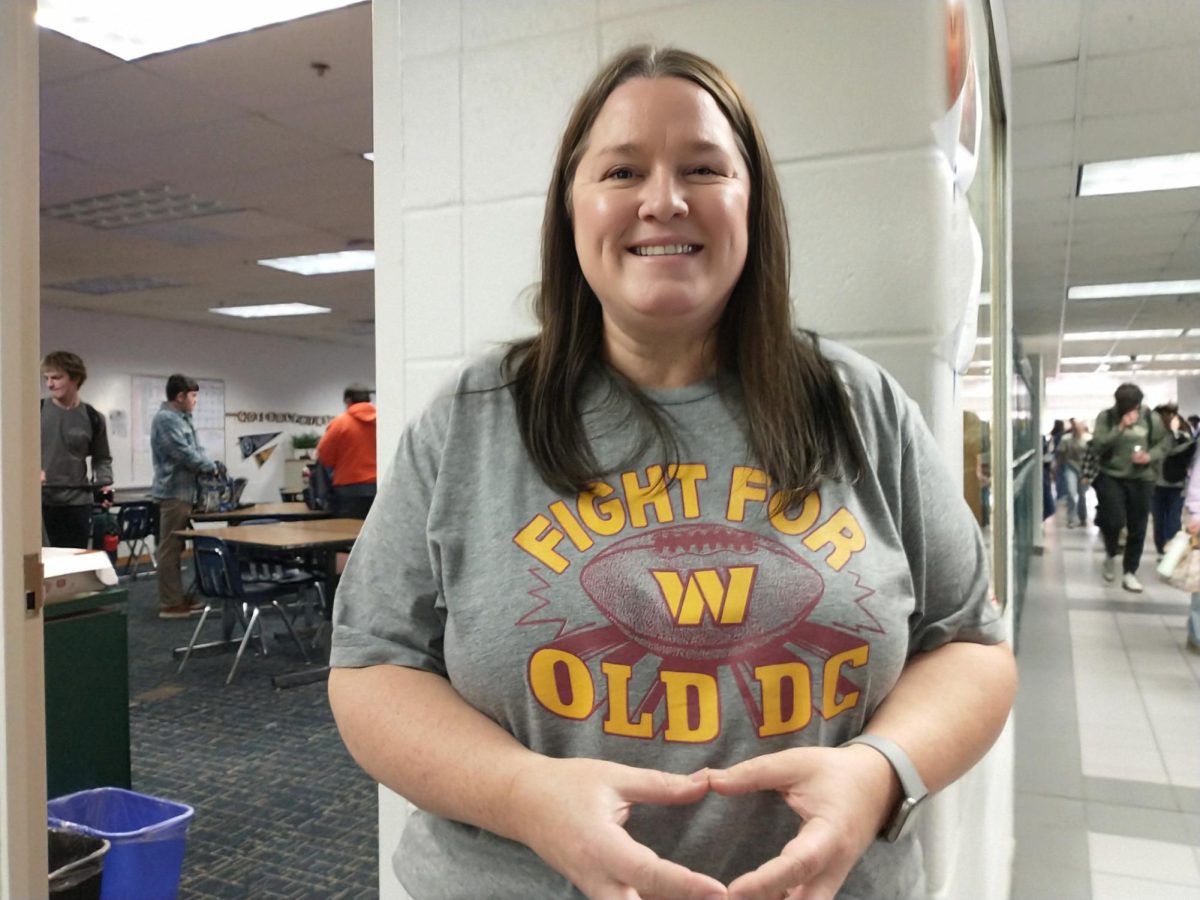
[[173, 519, 362, 688], [189, 501, 330, 524]]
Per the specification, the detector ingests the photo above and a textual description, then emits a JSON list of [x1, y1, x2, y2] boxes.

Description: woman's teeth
[[631, 244, 698, 256]]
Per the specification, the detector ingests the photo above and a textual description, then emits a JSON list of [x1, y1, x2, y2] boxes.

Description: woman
[[329, 46, 1016, 900], [1184, 452, 1200, 654], [1056, 419, 1090, 527]]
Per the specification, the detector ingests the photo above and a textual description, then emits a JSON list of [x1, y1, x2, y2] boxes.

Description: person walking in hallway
[[151, 374, 218, 618], [1091, 383, 1171, 592], [1056, 418, 1089, 528], [1151, 403, 1196, 557], [40, 351, 114, 548]]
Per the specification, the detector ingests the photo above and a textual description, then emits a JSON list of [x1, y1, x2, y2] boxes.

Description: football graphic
[[580, 524, 824, 661]]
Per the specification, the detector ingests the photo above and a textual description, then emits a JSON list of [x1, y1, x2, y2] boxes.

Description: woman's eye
[[606, 167, 635, 181], [691, 166, 722, 176]]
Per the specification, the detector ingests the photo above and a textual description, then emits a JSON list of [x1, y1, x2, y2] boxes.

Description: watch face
[[886, 796, 921, 843]]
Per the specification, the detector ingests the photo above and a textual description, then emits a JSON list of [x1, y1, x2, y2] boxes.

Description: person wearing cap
[[151, 373, 219, 618], [316, 384, 377, 519]]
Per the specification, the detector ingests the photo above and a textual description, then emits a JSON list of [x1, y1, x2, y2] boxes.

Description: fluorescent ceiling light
[[1078, 152, 1200, 197], [1059, 356, 1113, 364], [210, 303, 330, 319], [362, 152, 375, 162], [1063, 329, 1184, 342], [257, 250, 374, 275], [36, 0, 362, 61], [1068, 279, 1200, 300], [1154, 353, 1200, 362]]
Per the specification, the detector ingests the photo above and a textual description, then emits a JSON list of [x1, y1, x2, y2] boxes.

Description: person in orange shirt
[[316, 384, 377, 520]]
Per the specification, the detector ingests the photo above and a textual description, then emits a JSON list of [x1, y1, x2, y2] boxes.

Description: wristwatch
[[843, 733, 929, 842]]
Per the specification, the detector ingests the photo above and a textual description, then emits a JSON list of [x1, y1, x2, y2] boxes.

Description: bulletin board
[[130, 375, 225, 486]]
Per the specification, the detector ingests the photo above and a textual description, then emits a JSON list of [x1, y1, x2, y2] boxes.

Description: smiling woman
[[328, 45, 1016, 900]]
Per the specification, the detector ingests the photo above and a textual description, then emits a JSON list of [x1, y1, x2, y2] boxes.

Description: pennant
[[254, 446, 277, 468], [238, 431, 282, 459]]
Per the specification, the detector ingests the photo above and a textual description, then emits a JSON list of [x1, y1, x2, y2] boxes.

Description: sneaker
[[1103, 556, 1118, 582], [158, 603, 202, 620], [1121, 572, 1143, 593]]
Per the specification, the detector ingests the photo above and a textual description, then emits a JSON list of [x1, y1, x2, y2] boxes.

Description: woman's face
[[570, 76, 750, 347]]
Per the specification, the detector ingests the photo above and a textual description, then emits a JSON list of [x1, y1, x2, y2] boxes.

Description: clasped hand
[[511, 745, 897, 900]]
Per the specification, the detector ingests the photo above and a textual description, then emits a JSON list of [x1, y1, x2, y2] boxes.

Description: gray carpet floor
[[122, 567, 377, 898]]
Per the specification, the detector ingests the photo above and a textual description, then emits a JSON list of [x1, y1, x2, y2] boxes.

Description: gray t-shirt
[[41, 400, 113, 507], [331, 341, 1005, 899]]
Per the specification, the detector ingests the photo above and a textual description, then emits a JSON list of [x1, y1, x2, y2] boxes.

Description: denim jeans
[[1151, 485, 1185, 554], [1062, 464, 1086, 525]]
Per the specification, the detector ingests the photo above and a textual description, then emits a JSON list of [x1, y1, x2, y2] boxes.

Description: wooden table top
[[177, 518, 362, 550], [189, 502, 330, 523]]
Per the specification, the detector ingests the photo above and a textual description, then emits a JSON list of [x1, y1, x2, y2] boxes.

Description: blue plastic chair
[[178, 535, 311, 684], [116, 501, 157, 579]]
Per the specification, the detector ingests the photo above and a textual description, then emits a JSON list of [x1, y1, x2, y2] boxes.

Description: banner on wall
[[238, 431, 283, 459], [254, 446, 277, 467]]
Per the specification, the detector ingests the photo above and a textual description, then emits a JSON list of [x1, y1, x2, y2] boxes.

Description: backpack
[[194, 462, 247, 513], [1162, 438, 1197, 484], [305, 462, 333, 511]]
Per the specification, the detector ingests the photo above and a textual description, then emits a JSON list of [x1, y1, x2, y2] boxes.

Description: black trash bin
[[49, 828, 109, 900]]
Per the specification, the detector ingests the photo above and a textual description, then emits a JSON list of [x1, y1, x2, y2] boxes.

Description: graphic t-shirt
[[330, 341, 1005, 899]]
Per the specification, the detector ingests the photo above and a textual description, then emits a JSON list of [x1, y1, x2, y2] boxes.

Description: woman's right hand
[[508, 757, 726, 900]]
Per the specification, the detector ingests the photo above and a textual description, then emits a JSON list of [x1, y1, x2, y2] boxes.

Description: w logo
[[650, 566, 758, 627]]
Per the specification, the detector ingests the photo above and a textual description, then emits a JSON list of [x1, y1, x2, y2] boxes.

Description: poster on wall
[[129, 374, 225, 487]]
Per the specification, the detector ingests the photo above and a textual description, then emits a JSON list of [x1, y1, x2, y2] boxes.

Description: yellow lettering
[[529, 648, 594, 719], [622, 466, 674, 528], [577, 481, 626, 536], [513, 515, 569, 574], [802, 508, 865, 570], [661, 670, 719, 743], [651, 567, 756, 625], [548, 500, 593, 552], [602, 662, 653, 738], [668, 464, 708, 519], [727, 466, 769, 521], [821, 645, 869, 718], [754, 662, 813, 737], [768, 491, 821, 536]]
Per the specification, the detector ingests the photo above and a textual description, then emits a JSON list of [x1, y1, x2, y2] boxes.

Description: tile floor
[[1013, 500, 1200, 899]]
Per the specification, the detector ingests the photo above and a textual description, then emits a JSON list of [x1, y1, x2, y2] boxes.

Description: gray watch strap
[[843, 733, 929, 840]]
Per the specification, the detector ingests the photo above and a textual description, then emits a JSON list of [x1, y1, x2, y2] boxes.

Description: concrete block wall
[[373, 1, 1011, 897]]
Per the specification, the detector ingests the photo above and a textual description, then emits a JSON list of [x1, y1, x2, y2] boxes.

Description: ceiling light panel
[[42, 185, 242, 230], [210, 303, 331, 319], [36, 0, 363, 61], [1068, 279, 1200, 300], [257, 250, 375, 275], [1062, 329, 1184, 342], [1078, 152, 1200, 197]]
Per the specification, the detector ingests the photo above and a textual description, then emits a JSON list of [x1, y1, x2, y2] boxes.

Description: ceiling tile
[[38, 29, 123, 85], [1014, 165, 1076, 201], [1078, 110, 1200, 162], [1087, 0, 1200, 57], [1083, 45, 1200, 117], [265, 95, 373, 154], [1004, 0, 1083, 66], [1013, 122, 1076, 169], [1012, 61, 1078, 125]]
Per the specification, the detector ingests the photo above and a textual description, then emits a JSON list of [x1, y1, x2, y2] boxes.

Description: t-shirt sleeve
[[890, 387, 1006, 654], [329, 404, 448, 674]]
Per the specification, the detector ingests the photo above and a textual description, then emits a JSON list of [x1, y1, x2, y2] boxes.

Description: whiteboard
[[130, 375, 225, 487]]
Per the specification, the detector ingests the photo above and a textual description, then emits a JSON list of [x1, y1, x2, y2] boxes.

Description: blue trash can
[[48, 787, 194, 900]]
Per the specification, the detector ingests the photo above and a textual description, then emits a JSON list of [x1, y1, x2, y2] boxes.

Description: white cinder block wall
[[373, 2, 1013, 898], [40, 305, 373, 502]]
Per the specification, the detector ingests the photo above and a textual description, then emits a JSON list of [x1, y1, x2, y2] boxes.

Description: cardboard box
[[41, 548, 119, 605]]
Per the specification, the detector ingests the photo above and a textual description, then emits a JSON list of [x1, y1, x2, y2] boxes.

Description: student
[[316, 384, 377, 520], [150, 374, 218, 618], [328, 46, 1015, 900], [40, 351, 113, 548]]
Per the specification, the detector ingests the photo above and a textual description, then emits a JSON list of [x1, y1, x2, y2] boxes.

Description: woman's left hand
[[704, 744, 899, 900]]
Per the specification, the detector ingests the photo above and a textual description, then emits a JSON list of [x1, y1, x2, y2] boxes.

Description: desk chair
[[178, 536, 311, 684], [116, 501, 157, 579]]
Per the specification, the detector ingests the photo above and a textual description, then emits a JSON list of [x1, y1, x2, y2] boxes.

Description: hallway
[[1012, 506, 1200, 899]]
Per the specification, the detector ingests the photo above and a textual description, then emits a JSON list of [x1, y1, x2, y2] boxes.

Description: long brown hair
[[502, 45, 867, 510]]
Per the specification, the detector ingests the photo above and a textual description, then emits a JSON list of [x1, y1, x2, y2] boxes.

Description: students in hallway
[[1056, 418, 1090, 528], [1091, 383, 1172, 592], [316, 383, 377, 520], [40, 351, 113, 548], [151, 374, 218, 619], [328, 46, 1016, 900], [1151, 403, 1196, 558]]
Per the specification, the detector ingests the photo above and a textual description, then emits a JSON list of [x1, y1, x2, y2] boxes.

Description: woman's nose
[[638, 171, 688, 221]]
